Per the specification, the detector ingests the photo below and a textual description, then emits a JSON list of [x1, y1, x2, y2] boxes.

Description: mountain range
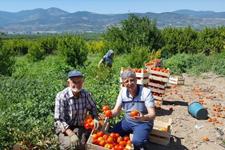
[[0, 7, 225, 34]]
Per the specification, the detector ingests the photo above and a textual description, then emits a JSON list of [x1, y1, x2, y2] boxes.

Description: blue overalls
[[110, 85, 154, 149]]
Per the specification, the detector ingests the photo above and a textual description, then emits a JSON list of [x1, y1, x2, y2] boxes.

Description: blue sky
[[0, 0, 224, 14]]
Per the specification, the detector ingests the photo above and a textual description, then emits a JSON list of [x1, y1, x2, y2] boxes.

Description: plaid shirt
[[54, 87, 98, 133]]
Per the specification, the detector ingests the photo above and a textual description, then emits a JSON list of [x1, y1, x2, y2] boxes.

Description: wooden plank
[[150, 87, 165, 94], [148, 82, 166, 89], [149, 135, 170, 146], [149, 70, 170, 77], [153, 96, 163, 101], [135, 72, 149, 78], [137, 79, 149, 85], [149, 75, 169, 83]]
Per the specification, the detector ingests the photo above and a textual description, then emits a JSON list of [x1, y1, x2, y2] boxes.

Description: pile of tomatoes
[[84, 115, 95, 130], [91, 131, 133, 150], [151, 67, 170, 73]]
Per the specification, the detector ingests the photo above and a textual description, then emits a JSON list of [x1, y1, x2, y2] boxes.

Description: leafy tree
[[126, 46, 149, 68], [104, 14, 164, 54], [4, 39, 29, 55], [39, 36, 58, 55], [58, 35, 87, 68], [161, 27, 198, 58], [0, 41, 15, 76], [27, 42, 45, 61], [198, 27, 224, 55]]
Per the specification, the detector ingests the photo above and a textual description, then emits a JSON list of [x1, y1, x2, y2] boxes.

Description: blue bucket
[[188, 101, 208, 119]]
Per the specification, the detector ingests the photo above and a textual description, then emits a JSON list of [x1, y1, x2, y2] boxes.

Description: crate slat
[[149, 70, 170, 77], [150, 87, 165, 94], [148, 82, 166, 89], [149, 75, 169, 83]]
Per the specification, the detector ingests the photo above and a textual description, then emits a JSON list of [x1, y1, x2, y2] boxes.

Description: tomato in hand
[[102, 105, 110, 111], [104, 110, 112, 118], [130, 110, 140, 117]]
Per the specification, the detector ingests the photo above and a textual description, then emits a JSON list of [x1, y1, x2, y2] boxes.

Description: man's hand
[[93, 118, 99, 129], [132, 112, 146, 121], [70, 134, 79, 147]]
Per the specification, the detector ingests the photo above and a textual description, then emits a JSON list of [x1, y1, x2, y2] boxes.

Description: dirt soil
[[151, 72, 225, 150]]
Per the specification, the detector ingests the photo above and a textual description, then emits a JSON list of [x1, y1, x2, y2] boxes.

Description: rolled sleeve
[[145, 90, 155, 108]]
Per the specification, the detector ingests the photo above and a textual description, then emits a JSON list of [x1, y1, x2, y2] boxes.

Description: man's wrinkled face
[[68, 77, 84, 93], [122, 77, 137, 90]]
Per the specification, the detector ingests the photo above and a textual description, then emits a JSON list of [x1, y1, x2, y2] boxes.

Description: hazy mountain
[[0, 8, 225, 33]]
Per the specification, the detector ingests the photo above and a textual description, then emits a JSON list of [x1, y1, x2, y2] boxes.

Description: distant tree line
[[0, 14, 225, 75]]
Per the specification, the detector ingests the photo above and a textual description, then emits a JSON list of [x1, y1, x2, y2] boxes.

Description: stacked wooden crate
[[148, 67, 170, 107], [120, 68, 149, 87]]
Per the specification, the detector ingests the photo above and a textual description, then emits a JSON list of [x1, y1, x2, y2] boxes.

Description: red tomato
[[106, 136, 114, 144], [104, 110, 112, 118], [123, 136, 130, 142], [130, 110, 140, 117], [102, 105, 110, 111], [97, 131, 104, 137], [84, 123, 89, 129]]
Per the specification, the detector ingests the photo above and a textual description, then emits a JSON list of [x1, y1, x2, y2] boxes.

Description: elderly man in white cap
[[111, 69, 155, 150], [54, 70, 99, 150]]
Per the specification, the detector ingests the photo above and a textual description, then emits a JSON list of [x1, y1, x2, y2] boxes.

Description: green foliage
[[87, 40, 106, 54], [197, 27, 225, 55], [126, 46, 149, 68], [58, 35, 88, 68], [0, 55, 69, 149], [0, 43, 15, 76], [164, 52, 225, 76], [104, 14, 163, 54], [161, 27, 198, 58], [39, 36, 58, 55], [3, 39, 29, 55], [27, 42, 45, 62]]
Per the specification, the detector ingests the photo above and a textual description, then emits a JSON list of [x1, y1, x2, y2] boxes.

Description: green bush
[[126, 46, 149, 68], [58, 35, 88, 68], [27, 42, 45, 62], [0, 44, 15, 76]]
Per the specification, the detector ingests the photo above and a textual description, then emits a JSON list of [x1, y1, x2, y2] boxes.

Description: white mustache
[[70, 87, 81, 93]]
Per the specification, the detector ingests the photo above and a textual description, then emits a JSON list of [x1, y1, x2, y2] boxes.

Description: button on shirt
[[54, 87, 98, 133]]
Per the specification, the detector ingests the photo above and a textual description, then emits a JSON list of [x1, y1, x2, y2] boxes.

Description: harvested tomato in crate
[[86, 118, 134, 150]]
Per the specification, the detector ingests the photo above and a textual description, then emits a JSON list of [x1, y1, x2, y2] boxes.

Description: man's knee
[[132, 138, 149, 149]]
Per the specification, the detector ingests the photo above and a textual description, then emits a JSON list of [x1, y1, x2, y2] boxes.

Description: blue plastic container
[[188, 101, 208, 119]]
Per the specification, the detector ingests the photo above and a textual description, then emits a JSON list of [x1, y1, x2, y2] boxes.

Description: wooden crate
[[149, 87, 165, 94], [149, 69, 170, 78], [86, 118, 110, 150], [136, 78, 149, 85], [149, 75, 169, 83], [130, 119, 172, 146], [149, 82, 166, 89], [86, 130, 109, 150], [149, 119, 172, 146], [168, 75, 185, 85]]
